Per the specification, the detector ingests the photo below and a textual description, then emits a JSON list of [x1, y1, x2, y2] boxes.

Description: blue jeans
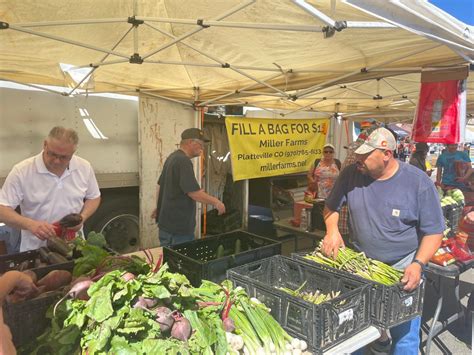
[[159, 228, 194, 247]]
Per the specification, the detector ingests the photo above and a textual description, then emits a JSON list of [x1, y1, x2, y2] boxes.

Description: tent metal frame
[[0, 0, 471, 122]]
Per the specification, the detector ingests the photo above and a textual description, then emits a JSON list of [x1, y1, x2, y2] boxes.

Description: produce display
[[277, 281, 341, 305], [13, 238, 308, 355], [304, 245, 403, 286], [437, 187, 464, 206]]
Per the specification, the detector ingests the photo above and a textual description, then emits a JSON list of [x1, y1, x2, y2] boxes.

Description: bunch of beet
[[133, 297, 192, 342]]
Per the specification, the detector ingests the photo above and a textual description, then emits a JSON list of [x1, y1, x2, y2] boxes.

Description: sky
[[429, 0, 474, 25]]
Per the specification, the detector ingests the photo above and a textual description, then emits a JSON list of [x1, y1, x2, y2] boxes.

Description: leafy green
[[86, 231, 108, 248]]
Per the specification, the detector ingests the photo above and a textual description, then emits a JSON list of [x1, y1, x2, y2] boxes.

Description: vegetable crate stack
[[438, 187, 465, 237], [294, 249, 424, 328], [227, 255, 371, 354], [163, 230, 281, 287], [0, 232, 109, 347]]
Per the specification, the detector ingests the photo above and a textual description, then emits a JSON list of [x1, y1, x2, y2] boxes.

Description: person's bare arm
[[0, 205, 56, 240], [436, 166, 443, 186], [80, 197, 101, 223], [401, 233, 443, 291], [457, 164, 473, 182], [321, 206, 345, 259], [307, 166, 316, 185], [151, 184, 160, 220], [187, 189, 225, 215]]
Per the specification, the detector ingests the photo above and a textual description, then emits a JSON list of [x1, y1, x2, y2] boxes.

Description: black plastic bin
[[0, 249, 40, 273], [227, 255, 371, 354], [163, 230, 281, 287], [442, 202, 464, 237], [3, 262, 74, 347], [292, 253, 425, 329]]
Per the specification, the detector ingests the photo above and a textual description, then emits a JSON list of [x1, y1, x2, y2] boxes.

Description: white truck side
[[0, 83, 141, 253]]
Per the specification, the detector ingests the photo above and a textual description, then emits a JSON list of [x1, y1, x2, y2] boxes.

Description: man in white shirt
[[0, 126, 101, 251]]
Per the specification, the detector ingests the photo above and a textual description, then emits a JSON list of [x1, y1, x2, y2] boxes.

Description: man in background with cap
[[409, 142, 432, 176], [322, 127, 444, 354], [151, 128, 226, 247]]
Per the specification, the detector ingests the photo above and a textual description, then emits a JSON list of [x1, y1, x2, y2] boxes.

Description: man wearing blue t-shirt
[[322, 127, 444, 355], [436, 143, 472, 189]]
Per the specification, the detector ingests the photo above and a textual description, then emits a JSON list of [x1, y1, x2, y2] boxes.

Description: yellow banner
[[225, 117, 329, 181]]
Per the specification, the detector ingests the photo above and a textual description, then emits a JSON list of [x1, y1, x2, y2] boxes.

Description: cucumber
[[216, 244, 225, 259], [47, 236, 72, 257], [47, 252, 69, 264], [234, 239, 241, 254]]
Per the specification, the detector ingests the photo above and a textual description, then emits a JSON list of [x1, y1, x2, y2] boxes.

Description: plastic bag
[[412, 80, 463, 143]]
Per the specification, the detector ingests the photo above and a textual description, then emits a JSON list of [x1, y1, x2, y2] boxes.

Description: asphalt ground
[[419, 267, 473, 355]]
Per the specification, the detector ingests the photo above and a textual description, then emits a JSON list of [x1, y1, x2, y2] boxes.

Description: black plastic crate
[[227, 255, 371, 354], [204, 209, 242, 235], [163, 230, 281, 287], [292, 253, 425, 329], [0, 249, 39, 272], [442, 203, 464, 237], [3, 262, 74, 347]]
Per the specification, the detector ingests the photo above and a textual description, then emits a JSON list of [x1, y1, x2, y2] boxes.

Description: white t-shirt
[[0, 152, 101, 251]]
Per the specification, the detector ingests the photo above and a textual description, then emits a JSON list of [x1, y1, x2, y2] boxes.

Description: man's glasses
[[45, 148, 73, 161], [323, 150, 334, 154]]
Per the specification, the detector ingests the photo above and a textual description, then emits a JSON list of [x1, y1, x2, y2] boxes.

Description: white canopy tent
[[0, 0, 472, 121]]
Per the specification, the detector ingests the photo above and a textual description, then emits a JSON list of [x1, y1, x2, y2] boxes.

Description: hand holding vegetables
[[53, 213, 83, 240], [28, 220, 57, 240], [321, 226, 345, 259]]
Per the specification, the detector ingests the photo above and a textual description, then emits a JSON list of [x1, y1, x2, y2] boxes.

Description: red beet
[[223, 317, 235, 332], [68, 279, 93, 300], [171, 317, 192, 341], [58, 213, 83, 227], [156, 307, 174, 332], [121, 272, 135, 282], [133, 296, 157, 309]]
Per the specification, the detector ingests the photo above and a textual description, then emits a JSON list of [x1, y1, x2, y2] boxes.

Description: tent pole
[[297, 44, 441, 98], [292, 0, 336, 27], [138, 17, 325, 33], [144, 22, 288, 97], [142, 0, 255, 60], [0, 79, 64, 95], [67, 27, 134, 96], [8, 24, 130, 59], [198, 72, 284, 106], [12, 18, 126, 27]]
